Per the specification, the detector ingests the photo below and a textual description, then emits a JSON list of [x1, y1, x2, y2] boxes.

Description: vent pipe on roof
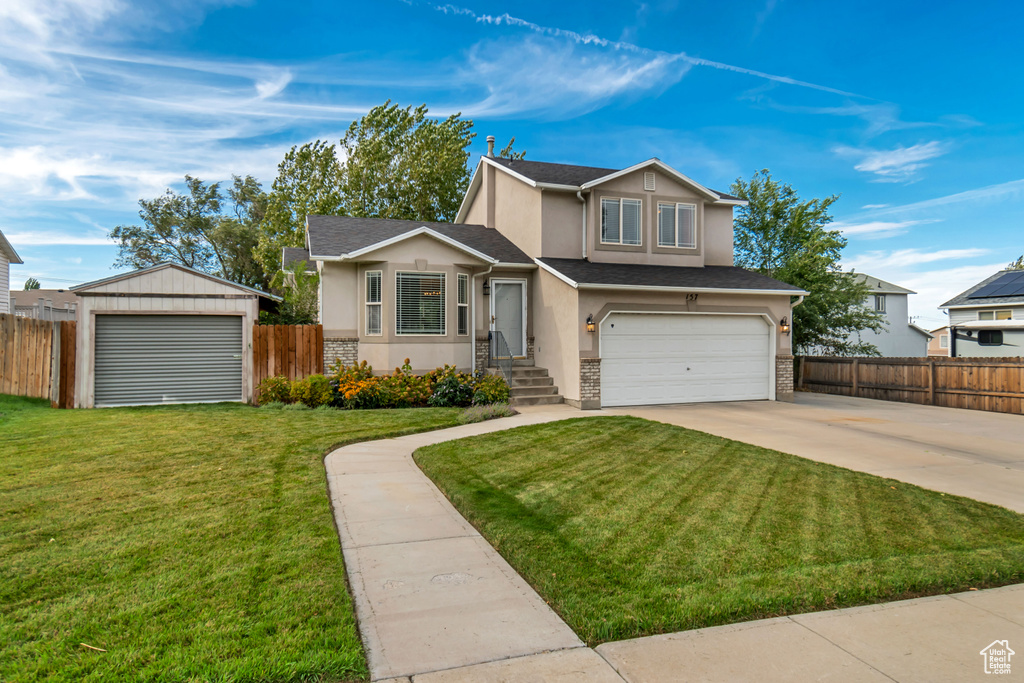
[[486, 135, 495, 158]]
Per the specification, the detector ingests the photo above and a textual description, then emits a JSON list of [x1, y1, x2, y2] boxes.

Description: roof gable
[[72, 262, 278, 299], [0, 229, 23, 264], [305, 215, 532, 264], [852, 273, 915, 295]]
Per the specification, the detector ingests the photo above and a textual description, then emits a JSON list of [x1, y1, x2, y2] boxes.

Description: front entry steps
[[494, 366, 564, 407]]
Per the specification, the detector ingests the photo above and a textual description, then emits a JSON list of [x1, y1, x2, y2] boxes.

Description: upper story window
[[874, 295, 886, 312], [939, 334, 949, 348], [978, 310, 1012, 320], [601, 198, 642, 246], [365, 270, 382, 336], [396, 272, 445, 335], [657, 202, 696, 249]]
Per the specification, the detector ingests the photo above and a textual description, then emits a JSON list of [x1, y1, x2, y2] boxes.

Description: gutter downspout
[[471, 264, 496, 373], [577, 190, 587, 260]]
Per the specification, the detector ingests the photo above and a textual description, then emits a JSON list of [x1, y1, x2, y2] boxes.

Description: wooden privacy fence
[[252, 324, 324, 387], [799, 356, 1024, 416], [0, 314, 77, 408]]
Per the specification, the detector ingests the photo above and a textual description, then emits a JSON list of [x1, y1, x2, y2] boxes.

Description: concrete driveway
[[608, 392, 1024, 513]]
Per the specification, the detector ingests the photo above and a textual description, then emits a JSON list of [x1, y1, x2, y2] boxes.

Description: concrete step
[[511, 376, 555, 387], [510, 385, 560, 398], [512, 358, 535, 367], [512, 394, 565, 407], [507, 367, 550, 378]]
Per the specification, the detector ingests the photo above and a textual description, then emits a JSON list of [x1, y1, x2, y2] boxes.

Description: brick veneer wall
[[324, 337, 358, 369], [527, 336, 535, 361], [579, 357, 602, 410], [475, 336, 489, 373], [776, 354, 795, 401]]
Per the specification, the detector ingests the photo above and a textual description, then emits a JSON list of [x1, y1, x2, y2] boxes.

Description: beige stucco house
[[296, 141, 806, 409]]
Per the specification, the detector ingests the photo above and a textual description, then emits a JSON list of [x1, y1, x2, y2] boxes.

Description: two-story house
[[843, 274, 931, 357], [940, 270, 1024, 357], [295, 138, 806, 409]]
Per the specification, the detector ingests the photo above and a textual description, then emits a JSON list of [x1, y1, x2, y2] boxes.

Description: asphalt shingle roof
[[851, 273, 915, 295], [538, 258, 805, 292], [282, 247, 312, 270], [941, 270, 1024, 307], [306, 215, 533, 264], [488, 157, 740, 200]]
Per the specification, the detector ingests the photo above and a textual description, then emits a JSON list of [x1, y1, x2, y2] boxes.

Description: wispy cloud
[[862, 178, 1024, 217], [832, 219, 938, 239], [429, 3, 862, 98], [834, 141, 949, 182], [4, 230, 112, 246], [846, 247, 990, 271]]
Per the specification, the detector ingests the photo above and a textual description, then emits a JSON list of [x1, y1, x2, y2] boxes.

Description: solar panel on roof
[[968, 271, 1024, 299]]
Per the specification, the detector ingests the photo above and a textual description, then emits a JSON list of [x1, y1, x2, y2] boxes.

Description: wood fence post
[[797, 355, 805, 390], [928, 360, 936, 406], [851, 359, 859, 397]]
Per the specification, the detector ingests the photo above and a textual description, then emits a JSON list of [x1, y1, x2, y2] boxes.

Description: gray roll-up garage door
[[94, 315, 243, 407]]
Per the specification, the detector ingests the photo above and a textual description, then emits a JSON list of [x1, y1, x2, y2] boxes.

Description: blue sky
[[3, 0, 1022, 329]]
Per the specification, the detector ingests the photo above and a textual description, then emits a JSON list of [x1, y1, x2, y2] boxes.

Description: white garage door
[[94, 315, 243, 407], [600, 313, 771, 407]]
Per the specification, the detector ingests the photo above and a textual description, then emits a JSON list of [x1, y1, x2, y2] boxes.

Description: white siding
[[948, 305, 1024, 325], [0, 252, 8, 314], [848, 293, 929, 356]]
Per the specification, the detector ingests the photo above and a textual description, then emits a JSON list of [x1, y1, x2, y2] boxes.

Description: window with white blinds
[[457, 273, 469, 336], [601, 198, 642, 246], [658, 202, 696, 248], [365, 270, 382, 335], [396, 272, 445, 335]]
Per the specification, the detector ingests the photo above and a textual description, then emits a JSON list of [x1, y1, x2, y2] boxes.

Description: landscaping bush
[[289, 374, 334, 408], [427, 366, 475, 408], [255, 375, 291, 405], [326, 360, 509, 410], [260, 401, 287, 410], [472, 372, 510, 405], [458, 402, 517, 424]]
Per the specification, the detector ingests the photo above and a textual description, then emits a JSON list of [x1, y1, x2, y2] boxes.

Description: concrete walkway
[[325, 403, 1024, 681]]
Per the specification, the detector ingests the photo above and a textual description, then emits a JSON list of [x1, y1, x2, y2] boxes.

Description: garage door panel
[[601, 314, 770, 407], [95, 315, 243, 407]]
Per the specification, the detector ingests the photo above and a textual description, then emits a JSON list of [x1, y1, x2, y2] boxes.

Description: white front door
[[600, 313, 771, 407], [491, 280, 526, 358]]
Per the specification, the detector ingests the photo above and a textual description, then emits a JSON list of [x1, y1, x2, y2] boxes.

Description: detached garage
[[72, 263, 277, 408]]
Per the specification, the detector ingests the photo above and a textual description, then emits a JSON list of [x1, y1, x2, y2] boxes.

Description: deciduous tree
[[732, 170, 884, 356]]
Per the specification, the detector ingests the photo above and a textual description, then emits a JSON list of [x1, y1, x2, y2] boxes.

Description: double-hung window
[[457, 273, 469, 336], [601, 198, 642, 245], [396, 272, 445, 335], [657, 202, 696, 249], [365, 270, 382, 335]]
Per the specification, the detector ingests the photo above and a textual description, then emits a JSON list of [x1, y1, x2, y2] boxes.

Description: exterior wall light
[[482, 281, 490, 296], [586, 314, 596, 333], [780, 316, 791, 335]]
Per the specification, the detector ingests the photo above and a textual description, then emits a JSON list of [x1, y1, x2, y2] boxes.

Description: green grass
[[414, 416, 1024, 645], [0, 395, 460, 683]]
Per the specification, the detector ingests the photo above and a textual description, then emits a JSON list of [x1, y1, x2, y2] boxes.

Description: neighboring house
[[10, 289, 79, 321], [0, 228, 24, 314], [940, 269, 1024, 358], [298, 140, 805, 409], [845, 274, 931, 356], [926, 326, 950, 357]]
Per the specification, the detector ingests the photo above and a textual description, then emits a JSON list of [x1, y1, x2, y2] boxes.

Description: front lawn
[[414, 416, 1024, 645], [0, 395, 460, 683]]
